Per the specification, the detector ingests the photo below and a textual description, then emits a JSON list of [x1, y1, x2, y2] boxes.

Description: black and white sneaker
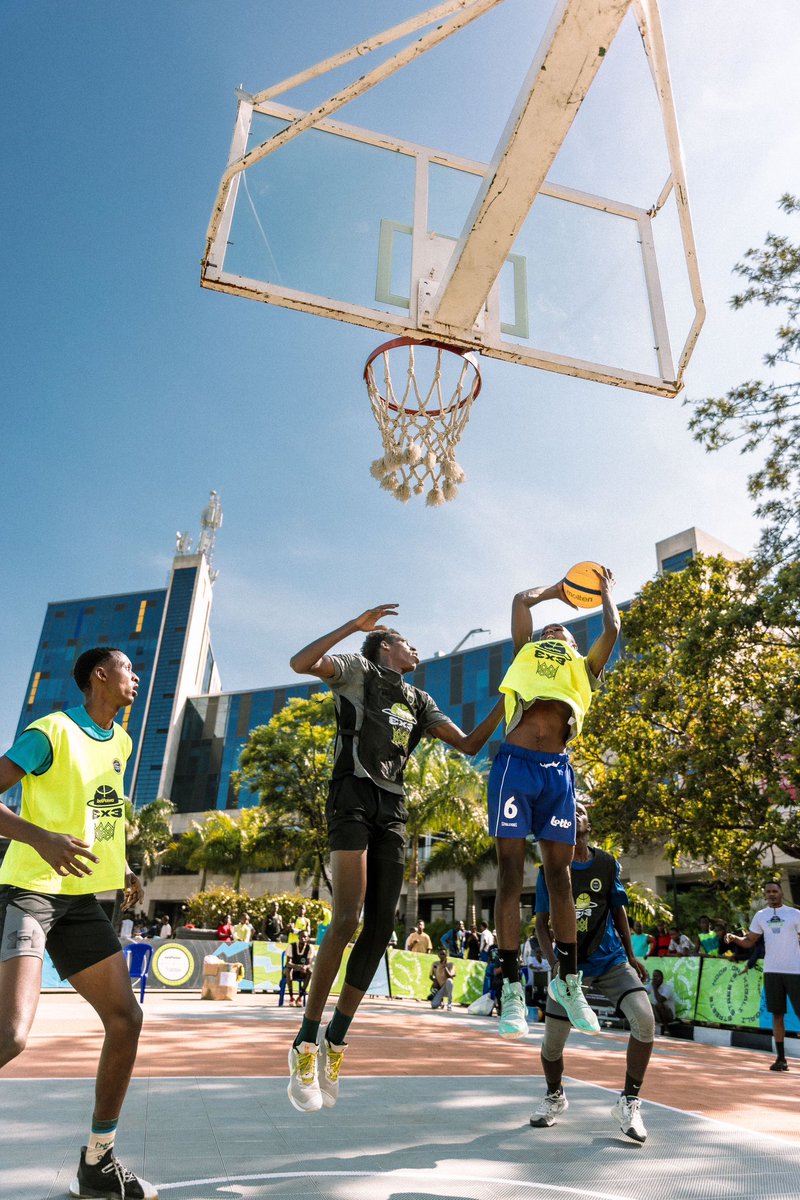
[[769, 1057, 789, 1072], [69, 1145, 158, 1199]]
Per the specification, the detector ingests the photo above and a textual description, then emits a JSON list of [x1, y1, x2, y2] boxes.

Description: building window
[[114, 603, 126, 612], [661, 549, 694, 574], [135, 600, 147, 633], [27, 672, 42, 706]]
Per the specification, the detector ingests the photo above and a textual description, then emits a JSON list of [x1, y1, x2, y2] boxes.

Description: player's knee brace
[[541, 1015, 571, 1061], [622, 990, 655, 1043]]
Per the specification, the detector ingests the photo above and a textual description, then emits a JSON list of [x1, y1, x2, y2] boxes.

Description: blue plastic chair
[[124, 942, 153, 1003]]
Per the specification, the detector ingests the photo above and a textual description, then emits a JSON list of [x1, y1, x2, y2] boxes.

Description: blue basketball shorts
[[487, 743, 576, 844]]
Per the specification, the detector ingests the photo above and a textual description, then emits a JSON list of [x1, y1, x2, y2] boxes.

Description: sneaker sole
[[498, 1024, 528, 1040], [529, 1115, 556, 1127], [69, 1175, 159, 1199], [287, 1047, 323, 1113], [612, 1104, 647, 1143]]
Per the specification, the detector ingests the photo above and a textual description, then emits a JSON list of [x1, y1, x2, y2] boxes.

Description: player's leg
[[288, 847, 367, 1112], [608, 969, 654, 1142], [530, 1006, 571, 1128], [538, 839, 598, 1035], [67, 948, 156, 1199], [766, 974, 789, 1070], [0, 887, 51, 1067]]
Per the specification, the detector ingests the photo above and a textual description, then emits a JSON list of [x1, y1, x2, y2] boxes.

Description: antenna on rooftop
[[197, 490, 224, 582]]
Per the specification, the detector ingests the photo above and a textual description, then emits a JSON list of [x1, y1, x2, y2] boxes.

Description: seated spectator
[[429, 948, 456, 1010], [406, 920, 433, 953], [630, 920, 650, 960], [667, 926, 693, 956], [693, 915, 720, 956], [285, 931, 313, 1006], [159, 915, 172, 939], [650, 922, 672, 957], [217, 914, 234, 942], [645, 969, 676, 1033], [441, 921, 466, 958]]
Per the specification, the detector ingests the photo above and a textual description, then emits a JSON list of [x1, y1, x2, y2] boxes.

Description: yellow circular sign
[[151, 942, 194, 987]]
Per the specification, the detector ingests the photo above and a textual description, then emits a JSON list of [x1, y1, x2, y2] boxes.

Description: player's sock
[[326, 1008, 353, 1045], [294, 1017, 321, 1049], [623, 1073, 643, 1099], [775, 1039, 786, 1061], [499, 950, 520, 982], [85, 1117, 118, 1165], [555, 942, 577, 977]]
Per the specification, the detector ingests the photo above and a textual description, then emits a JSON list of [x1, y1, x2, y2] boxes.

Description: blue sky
[[2, 1, 799, 750]]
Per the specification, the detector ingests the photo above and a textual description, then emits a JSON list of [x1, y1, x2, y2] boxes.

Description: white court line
[[157, 1169, 640, 1199]]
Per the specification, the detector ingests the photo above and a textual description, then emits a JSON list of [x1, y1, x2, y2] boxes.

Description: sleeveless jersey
[[0, 710, 132, 895], [499, 639, 597, 742], [570, 848, 620, 963]]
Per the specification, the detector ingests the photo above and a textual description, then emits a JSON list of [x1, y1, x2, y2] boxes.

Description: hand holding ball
[[562, 561, 605, 609]]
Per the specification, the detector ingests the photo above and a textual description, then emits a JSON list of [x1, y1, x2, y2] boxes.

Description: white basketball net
[[364, 339, 481, 506]]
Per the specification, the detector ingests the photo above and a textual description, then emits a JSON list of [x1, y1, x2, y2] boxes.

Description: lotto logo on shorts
[[550, 816, 572, 829]]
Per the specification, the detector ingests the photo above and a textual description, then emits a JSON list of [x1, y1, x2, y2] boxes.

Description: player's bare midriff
[[505, 697, 571, 754]]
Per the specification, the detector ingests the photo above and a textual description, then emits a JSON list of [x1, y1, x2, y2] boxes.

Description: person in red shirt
[[216, 914, 233, 942]]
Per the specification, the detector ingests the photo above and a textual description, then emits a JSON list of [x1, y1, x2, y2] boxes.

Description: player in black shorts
[[286, 603, 504, 1112]]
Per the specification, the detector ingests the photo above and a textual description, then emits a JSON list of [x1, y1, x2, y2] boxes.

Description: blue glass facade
[[170, 606, 628, 814], [132, 564, 199, 807]]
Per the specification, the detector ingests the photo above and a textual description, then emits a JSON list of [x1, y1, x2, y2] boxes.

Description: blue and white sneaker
[[498, 980, 528, 1039]]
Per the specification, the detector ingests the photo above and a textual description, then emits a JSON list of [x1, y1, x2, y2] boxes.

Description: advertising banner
[[695, 958, 762, 1028], [387, 949, 486, 1003], [641, 955, 700, 1021], [42, 938, 254, 992]]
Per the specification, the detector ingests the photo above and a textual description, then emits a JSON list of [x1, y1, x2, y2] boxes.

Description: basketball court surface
[[3, 993, 798, 1200]]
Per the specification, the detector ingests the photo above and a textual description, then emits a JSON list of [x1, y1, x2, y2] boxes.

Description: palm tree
[[125, 797, 175, 882], [187, 807, 282, 892], [424, 808, 496, 925], [402, 741, 485, 934]]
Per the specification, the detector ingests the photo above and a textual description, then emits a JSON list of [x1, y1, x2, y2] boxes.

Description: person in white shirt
[[726, 882, 800, 1072], [667, 927, 693, 956], [119, 916, 134, 939], [478, 921, 495, 962], [644, 970, 675, 1032]]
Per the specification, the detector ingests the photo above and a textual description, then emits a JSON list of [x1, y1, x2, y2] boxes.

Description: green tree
[[402, 741, 486, 934], [424, 808, 496, 926], [575, 554, 800, 905], [233, 693, 336, 898], [186, 807, 282, 892], [125, 797, 175, 881], [687, 193, 800, 568]]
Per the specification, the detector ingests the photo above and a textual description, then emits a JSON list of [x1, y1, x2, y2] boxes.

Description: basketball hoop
[[363, 337, 482, 506]]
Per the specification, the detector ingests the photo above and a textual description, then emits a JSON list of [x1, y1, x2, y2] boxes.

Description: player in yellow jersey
[[0, 647, 157, 1200], [488, 569, 619, 1040]]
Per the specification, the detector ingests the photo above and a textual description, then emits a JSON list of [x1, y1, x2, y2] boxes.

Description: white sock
[[85, 1121, 118, 1165]]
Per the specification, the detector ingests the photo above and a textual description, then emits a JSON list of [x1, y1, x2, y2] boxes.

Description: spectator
[[289, 903, 310, 945], [406, 920, 433, 954], [725, 881, 800, 1072], [743, 934, 765, 972], [159, 915, 172, 939], [629, 920, 650, 961], [693, 915, 720, 956], [285, 931, 314, 1006], [478, 921, 495, 962], [262, 901, 283, 943], [233, 913, 254, 943], [429, 948, 456, 1010], [463, 924, 480, 960], [645, 969, 676, 1033], [119, 914, 134, 940], [667, 926, 693, 956], [441, 920, 466, 958], [484, 944, 504, 1013], [650, 922, 671, 957], [217, 913, 233, 942], [713, 920, 734, 957]]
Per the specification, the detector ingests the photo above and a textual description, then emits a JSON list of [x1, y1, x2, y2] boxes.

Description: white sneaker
[[547, 971, 600, 1034], [319, 1036, 347, 1109], [287, 1041, 323, 1112], [498, 980, 529, 1039], [612, 1094, 647, 1142], [530, 1089, 569, 1127]]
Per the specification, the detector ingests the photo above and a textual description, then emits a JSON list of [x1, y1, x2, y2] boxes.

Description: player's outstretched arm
[[511, 582, 577, 652], [289, 603, 399, 679], [429, 696, 505, 756], [586, 567, 621, 676], [0, 756, 100, 878]]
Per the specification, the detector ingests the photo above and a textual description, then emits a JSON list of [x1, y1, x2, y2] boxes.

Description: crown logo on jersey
[[88, 785, 124, 820], [535, 660, 559, 680], [95, 819, 116, 841]]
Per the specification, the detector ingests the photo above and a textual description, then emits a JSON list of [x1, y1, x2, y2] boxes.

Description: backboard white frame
[[201, 0, 705, 398]]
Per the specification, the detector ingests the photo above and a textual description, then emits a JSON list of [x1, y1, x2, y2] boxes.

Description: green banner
[[387, 949, 486, 1003], [642, 955, 699, 1021], [695, 958, 763, 1027]]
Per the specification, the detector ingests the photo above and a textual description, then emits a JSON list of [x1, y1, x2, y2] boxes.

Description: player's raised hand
[[352, 603, 400, 632], [34, 831, 99, 877], [598, 566, 616, 594]]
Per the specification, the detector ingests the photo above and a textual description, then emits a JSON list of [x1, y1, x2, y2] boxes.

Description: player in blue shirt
[[532, 801, 654, 1143]]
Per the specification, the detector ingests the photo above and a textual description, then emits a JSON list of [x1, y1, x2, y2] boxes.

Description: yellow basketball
[[562, 561, 604, 609]]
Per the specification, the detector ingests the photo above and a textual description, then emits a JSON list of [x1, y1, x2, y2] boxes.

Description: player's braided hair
[[361, 626, 402, 664], [73, 646, 123, 692]]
